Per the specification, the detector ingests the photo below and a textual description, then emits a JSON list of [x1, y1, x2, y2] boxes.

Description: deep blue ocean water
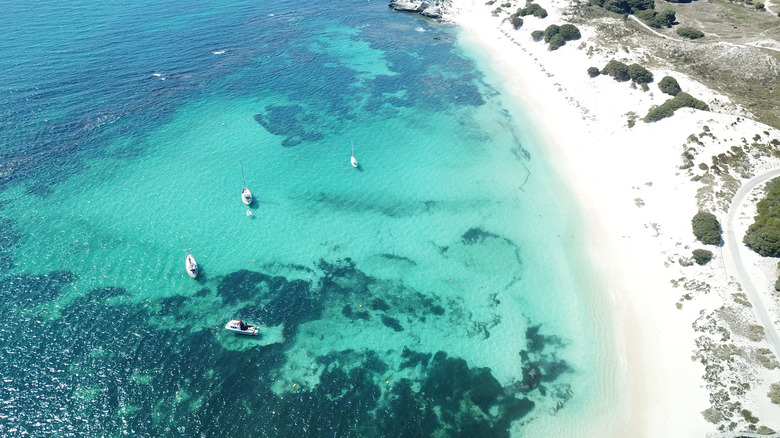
[[0, 1, 623, 436]]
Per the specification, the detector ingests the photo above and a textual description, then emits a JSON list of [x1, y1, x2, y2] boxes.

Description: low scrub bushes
[[637, 8, 676, 28], [692, 249, 713, 265], [658, 76, 681, 96], [517, 2, 548, 18], [540, 24, 581, 50], [745, 178, 780, 257], [644, 92, 709, 122], [677, 27, 704, 39], [692, 211, 722, 245]]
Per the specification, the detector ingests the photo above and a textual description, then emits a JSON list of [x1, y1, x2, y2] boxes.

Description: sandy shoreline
[[443, 0, 780, 434]]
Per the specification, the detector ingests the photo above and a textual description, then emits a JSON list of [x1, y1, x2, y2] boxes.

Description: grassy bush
[[549, 33, 566, 50], [587, 67, 601, 77], [639, 8, 676, 28], [745, 178, 780, 257], [677, 27, 704, 39], [518, 2, 548, 18], [531, 30, 544, 41], [644, 92, 708, 122], [628, 63, 653, 83], [559, 24, 581, 40], [692, 249, 713, 265], [634, 9, 656, 21], [510, 14, 524, 29], [543, 24, 560, 42], [769, 382, 780, 404], [692, 211, 722, 245], [658, 76, 681, 96], [602, 59, 630, 81]]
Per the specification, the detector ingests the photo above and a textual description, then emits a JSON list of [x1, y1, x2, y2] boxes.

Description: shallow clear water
[[0, 1, 622, 436]]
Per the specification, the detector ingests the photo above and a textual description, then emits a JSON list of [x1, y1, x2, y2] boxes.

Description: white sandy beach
[[444, 0, 780, 435]]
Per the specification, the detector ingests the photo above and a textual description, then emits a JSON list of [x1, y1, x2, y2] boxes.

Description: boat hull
[[242, 187, 252, 205], [224, 320, 259, 335], [186, 253, 198, 278]]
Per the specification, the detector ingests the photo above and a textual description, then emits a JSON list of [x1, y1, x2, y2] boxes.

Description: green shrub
[[692, 249, 713, 265], [587, 66, 601, 77], [604, 0, 631, 14], [644, 92, 708, 122], [549, 33, 566, 50], [519, 2, 548, 17], [627, 0, 654, 11], [628, 63, 653, 83], [531, 30, 544, 41], [692, 211, 722, 245], [602, 59, 630, 81], [769, 382, 780, 404], [651, 8, 676, 28], [559, 24, 581, 40], [543, 24, 560, 42], [745, 178, 780, 257], [674, 92, 708, 111], [634, 9, 656, 21], [677, 27, 704, 39], [510, 14, 524, 29], [658, 76, 682, 96]]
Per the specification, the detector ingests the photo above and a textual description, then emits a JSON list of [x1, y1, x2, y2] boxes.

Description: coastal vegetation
[[676, 26, 705, 39], [634, 8, 676, 28], [744, 178, 780, 257], [770, 382, 780, 404], [510, 13, 524, 28], [658, 76, 682, 96], [692, 248, 713, 265], [516, 2, 548, 18], [644, 92, 709, 122], [587, 66, 601, 77], [531, 30, 544, 41], [691, 211, 722, 245], [600, 59, 653, 84], [540, 24, 581, 50]]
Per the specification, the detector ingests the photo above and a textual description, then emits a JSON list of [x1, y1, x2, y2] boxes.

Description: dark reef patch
[[253, 104, 324, 147], [462, 227, 503, 245], [217, 269, 320, 338], [370, 298, 390, 311], [378, 253, 417, 265], [380, 314, 404, 332]]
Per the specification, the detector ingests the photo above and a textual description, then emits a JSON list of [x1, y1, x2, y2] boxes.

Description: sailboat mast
[[240, 161, 246, 187]]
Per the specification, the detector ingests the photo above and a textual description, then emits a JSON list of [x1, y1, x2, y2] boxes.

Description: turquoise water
[[0, 1, 622, 436]]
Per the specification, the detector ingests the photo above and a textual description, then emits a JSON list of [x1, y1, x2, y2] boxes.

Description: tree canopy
[[658, 76, 681, 96], [692, 211, 722, 245], [745, 178, 780, 257]]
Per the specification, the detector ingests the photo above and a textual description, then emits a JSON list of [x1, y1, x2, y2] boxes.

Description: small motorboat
[[225, 319, 259, 335], [185, 252, 198, 279]]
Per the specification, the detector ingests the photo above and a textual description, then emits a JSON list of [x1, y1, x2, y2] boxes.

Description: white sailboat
[[240, 161, 253, 205], [182, 233, 198, 279], [350, 140, 358, 168]]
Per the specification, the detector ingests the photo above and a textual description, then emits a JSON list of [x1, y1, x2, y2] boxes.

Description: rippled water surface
[[0, 1, 622, 436]]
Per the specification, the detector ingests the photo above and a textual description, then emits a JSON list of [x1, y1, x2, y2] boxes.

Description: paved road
[[722, 169, 780, 360]]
